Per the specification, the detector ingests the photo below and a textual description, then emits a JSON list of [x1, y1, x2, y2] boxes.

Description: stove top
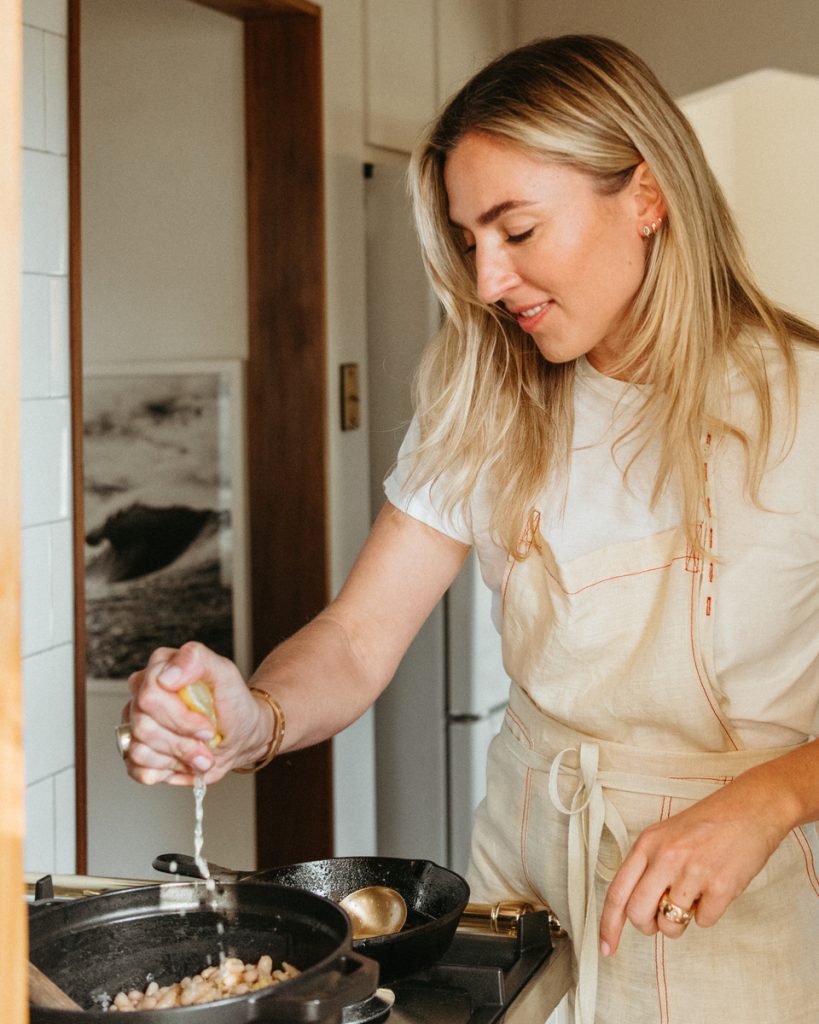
[[26, 875, 570, 1024], [344, 911, 557, 1024]]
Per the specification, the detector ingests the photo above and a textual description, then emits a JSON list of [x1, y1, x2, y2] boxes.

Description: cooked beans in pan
[[107, 955, 300, 1011]]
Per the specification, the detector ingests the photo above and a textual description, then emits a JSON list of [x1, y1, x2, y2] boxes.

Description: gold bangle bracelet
[[233, 688, 285, 774]]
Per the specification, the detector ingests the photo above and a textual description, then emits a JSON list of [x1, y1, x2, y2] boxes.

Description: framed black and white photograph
[[83, 360, 250, 683]]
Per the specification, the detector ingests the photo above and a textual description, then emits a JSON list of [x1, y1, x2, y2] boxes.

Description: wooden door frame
[[69, 0, 332, 872]]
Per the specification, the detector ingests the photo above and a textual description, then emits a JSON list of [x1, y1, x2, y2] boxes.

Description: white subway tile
[[48, 275, 70, 396], [22, 524, 52, 656], [23, 26, 46, 151], [23, 644, 75, 785], [22, 274, 69, 398], [22, 149, 68, 275], [24, 777, 56, 874], [21, 396, 71, 526], [51, 518, 75, 646], [54, 767, 76, 873], [44, 30, 68, 155], [21, 273, 51, 399], [23, 0, 67, 36]]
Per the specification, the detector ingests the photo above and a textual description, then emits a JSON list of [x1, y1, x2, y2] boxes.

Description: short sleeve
[[382, 416, 473, 544]]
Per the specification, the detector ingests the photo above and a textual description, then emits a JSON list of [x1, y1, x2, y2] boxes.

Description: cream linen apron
[[467, 449, 819, 1023]]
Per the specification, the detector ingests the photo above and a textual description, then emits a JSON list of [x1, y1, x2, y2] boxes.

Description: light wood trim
[[0, 2, 27, 1020], [68, 0, 88, 875], [195, 0, 320, 19]]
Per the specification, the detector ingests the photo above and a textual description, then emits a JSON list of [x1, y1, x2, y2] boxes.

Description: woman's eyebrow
[[449, 199, 536, 230]]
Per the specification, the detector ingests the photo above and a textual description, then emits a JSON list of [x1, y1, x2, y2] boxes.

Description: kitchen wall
[[17, 0, 511, 875], [512, 0, 819, 96], [20, 0, 75, 875], [79, 0, 256, 879]]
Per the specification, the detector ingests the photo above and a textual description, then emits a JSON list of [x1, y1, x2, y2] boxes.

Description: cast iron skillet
[[153, 855, 470, 983], [28, 880, 377, 1022]]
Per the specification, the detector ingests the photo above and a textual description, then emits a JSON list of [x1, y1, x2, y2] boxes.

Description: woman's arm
[[123, 502, 470, 785], [599, 737, 819, 955]]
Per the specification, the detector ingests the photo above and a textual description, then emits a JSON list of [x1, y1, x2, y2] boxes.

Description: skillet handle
[[249, 951, 379, 1023], [151, 852, 245, 882]]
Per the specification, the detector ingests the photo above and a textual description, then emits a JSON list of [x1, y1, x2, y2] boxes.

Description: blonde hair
[[406, 34, 819, 557]]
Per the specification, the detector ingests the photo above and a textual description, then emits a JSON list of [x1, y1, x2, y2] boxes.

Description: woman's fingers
[[601, 784, 779, 956], [127, 708, 215, 774], [599, 846, 650, 954], [654, 887, 699, 938], [122, 641, 259, 783]]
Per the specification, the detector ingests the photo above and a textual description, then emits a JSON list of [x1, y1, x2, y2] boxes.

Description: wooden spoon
[[28, 961, 83, 1010]]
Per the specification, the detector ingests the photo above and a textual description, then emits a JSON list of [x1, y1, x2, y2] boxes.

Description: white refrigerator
[[365, 158, 510, 874]]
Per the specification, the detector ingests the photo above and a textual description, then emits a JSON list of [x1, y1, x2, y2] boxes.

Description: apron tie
[[548, 743, 630, 1024]]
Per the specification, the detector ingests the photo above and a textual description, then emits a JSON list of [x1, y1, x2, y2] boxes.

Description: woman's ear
[[631, 161, 667, 237]]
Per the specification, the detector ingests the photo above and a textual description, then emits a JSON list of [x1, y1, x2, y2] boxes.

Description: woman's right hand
[[122, 642, 273, 786]]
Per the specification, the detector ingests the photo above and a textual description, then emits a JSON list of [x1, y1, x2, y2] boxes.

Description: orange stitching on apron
[[505, 705, 531, 744], [791, 827, 819, 895], [541, 555, 690, 596], [688, 568, 739, 750], [519, 766, 550, 908], [654, 936, 670, 1024], [502, 511, 541, 612], [705, 596, 712, 616], [669, 776, 731, 785], [505, 708, 546, 907], [654, 795, 672, 1023], [501, 559, 516, 611]]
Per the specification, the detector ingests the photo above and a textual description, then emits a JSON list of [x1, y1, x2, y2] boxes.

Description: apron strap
[[548, 744, 630, 1024], [546, 743, 724, 1024]]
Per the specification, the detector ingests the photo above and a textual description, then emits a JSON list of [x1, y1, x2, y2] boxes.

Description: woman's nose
[[475, 247, 519, 305]]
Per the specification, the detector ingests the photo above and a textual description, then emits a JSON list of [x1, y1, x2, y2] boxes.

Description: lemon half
[[179, 681, 223, 748]]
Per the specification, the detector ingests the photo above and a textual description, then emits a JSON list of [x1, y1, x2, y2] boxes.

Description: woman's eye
[[507, 228, 534, 244]]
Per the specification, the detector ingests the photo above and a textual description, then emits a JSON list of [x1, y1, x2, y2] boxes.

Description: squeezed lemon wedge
[[179, 680, 223, 748]]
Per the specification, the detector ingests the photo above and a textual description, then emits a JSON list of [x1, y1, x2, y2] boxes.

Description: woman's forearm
[[245, 612, 393, 757]]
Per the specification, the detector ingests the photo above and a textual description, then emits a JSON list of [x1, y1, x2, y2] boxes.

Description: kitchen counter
[[506, 932, 572, 1023]]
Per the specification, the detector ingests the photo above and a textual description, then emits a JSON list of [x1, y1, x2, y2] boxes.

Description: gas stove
[[26, 875, 571, 1023], [343, 910, 570, 1024]]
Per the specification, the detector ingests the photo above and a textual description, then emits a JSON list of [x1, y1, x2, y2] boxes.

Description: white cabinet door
[[364, 0, 437, 152]]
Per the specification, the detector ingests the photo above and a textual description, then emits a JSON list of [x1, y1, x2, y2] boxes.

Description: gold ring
[[658, 891, 694, 927], [115, 723, 132, 758]]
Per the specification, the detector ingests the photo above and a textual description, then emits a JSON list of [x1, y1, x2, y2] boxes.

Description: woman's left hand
[[598, 776, 792, 955]]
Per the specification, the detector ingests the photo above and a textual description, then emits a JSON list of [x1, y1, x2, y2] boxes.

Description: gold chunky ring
[[115, 723, 133, 759], [658, 891, 694, 927]]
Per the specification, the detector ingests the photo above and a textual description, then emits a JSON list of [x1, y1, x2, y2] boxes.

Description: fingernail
[[159, 665, 182, 685], [600, 941, 611, 958], [192, 755, 211, 772], [194, 730, 214, 742]]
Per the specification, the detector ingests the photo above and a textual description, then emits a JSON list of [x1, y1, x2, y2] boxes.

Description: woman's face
[[444, 132, 655, 378]]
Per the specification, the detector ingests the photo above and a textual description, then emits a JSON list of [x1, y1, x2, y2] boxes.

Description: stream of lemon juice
[[180, 683, 227, 951]]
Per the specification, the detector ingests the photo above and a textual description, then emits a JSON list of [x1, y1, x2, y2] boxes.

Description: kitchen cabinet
[[364, 0, 512, 153], [364, 0, 437, 152]]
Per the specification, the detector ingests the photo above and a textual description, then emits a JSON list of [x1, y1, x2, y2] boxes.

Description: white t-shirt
[[384, 344, 819, 748]]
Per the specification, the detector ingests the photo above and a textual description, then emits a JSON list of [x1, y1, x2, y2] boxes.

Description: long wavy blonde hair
[[405, 34, 818, 557]]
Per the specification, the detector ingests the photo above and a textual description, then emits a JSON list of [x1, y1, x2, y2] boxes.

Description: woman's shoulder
[[732, 329, 819, 385]]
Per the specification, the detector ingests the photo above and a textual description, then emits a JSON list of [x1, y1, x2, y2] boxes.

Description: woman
[[122, 36, 819, 1023]]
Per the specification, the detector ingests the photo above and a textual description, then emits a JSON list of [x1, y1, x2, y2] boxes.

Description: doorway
[[69, 0, 332, 875]]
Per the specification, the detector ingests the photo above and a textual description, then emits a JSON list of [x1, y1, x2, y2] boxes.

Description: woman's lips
[[512, 300, 552, 331]]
